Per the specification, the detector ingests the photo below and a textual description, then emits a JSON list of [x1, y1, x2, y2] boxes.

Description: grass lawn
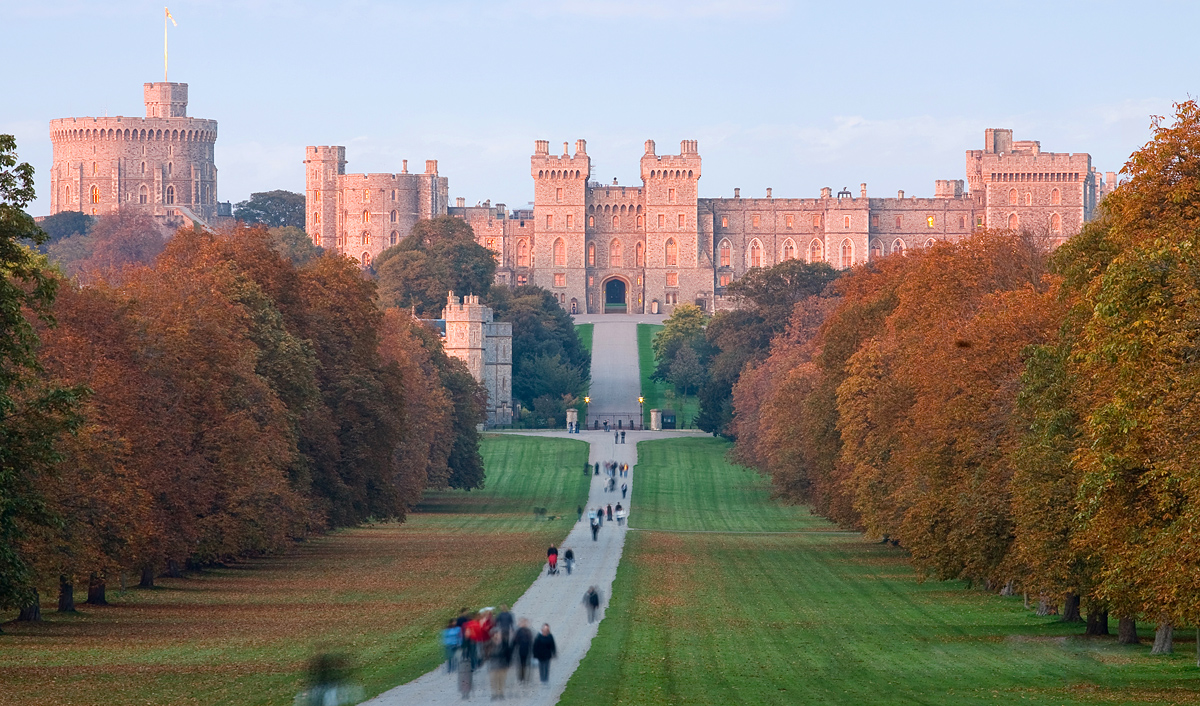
[[559, 437, 1200, 706], [0, 434, 589, 706], [637, 323, 701, 428], [576, 323, 594, 356]]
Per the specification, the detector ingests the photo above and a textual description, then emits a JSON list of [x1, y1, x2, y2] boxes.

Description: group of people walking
[[443, 606, 557, 699]]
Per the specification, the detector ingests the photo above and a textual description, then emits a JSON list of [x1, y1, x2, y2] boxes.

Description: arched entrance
[[603, 277, 627, 313]]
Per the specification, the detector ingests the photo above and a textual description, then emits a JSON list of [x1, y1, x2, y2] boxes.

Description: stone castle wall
[[442, 294, 513, 426], [49, 82, 222, 224]]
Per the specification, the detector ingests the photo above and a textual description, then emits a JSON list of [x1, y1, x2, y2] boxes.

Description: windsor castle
[[50, 80, 1114, 320]]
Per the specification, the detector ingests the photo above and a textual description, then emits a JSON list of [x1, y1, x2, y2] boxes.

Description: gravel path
[[364, 319, 698, 705]]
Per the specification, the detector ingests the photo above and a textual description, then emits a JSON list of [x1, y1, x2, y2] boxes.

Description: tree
[[668, 345, 705, 396], [375, 216, 496, 317], [46, 210, 166, 283], [35, 211, 92, 250], [0, 135, 84, 617], [234, 190, 305, 228], [488, 285, 590, 420], [652, 303, 707, 361], [268, 226, 322, 266]]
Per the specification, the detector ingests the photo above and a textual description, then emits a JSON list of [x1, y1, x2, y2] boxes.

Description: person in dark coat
[[583, 586, 601, 623], [513, 619, 533, 684], [590, 519, 599, 541], [495, 604, 514, 645], [606, 504, 613, 521], [532, 623, 557, 683]]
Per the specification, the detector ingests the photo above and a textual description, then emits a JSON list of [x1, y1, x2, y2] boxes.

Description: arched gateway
[[603, 277, 627, 313]]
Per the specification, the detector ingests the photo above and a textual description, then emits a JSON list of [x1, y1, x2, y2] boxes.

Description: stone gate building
[[441, 294, 513, 426]]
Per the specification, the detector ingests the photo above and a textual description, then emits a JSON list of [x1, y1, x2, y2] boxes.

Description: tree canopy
[[233, 190, 306, 228], [375, 216, 497, 317]]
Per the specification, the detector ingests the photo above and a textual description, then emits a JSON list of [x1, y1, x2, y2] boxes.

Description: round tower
[[48, 82, 219, 222]]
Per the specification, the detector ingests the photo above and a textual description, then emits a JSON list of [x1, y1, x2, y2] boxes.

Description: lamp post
[[638, 396, 644, 430], [584, 396, 590, 431]]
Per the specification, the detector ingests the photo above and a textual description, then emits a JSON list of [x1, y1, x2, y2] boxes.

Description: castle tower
[[49, 81, 220, 222], [530, 140, 589, 311], [443, 293, 512, 426], [641, 139, 702, 314], [303, 146, 346, 250]]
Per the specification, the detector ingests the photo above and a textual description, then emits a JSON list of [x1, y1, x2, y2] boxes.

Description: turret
[[304, 146, 346, 249]]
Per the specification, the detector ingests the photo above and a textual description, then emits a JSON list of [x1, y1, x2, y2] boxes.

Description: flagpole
[[164, 7, 168, 81]]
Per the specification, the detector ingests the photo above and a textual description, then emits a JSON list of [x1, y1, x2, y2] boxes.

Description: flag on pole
[[166, 7, 177, 26]]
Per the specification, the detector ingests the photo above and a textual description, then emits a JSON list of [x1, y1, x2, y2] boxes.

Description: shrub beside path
[[365, 318, 700, 705]]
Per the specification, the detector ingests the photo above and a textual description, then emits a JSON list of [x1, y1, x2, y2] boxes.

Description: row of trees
[[0, 138, 487, 620], [731, 102, 1200, 653], [374, 216, 590, 427]]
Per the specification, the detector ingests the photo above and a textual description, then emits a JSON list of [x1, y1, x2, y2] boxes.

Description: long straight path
[[365, 318, 699, 705]]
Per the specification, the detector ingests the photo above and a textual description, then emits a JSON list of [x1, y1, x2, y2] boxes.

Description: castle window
[[808, 239, 822, 263], [359, 251, 371, 267], [977, 216, 985, 227], [315, 189, 320, 201], [892, 239, 906, 255], [636, 241, 644, 267], [362, 210, 369, 224], [749, 240, 762, 268], [1051, 188, 1061, 205], [786, 214, 794, 229], [637, 215, 643, 228], [91, 162, 97, 176], [678, 214, 685, 227], [665, 238, 678, 266], [1008, 213, 1019, 231], [554, 237, 566, 266], [1009, 189, 1018, 205], [871, 215, 879, 228], [546, 214, 554, 228], [165, 185, 174, 204], [89, 185, 99, 204], [589, 216, 595, 227], [844, 215, 851, 229], [1024, 192, 1032, 206], [610, 239, 623, 267], [666, 272, 679, 287], [567, 214, 574, 227], [361, 232, 369, 246], [168, 162, 173, 176], [613, 215, 619, 228], [391, 231, 399, 245], [517, 239, 530, 267], [895, 215, 901, 228], [669, 188, 676, 203], [926, 215, 935, 228], [588, 242, 596, 266], [1050, 213, 1062, 233], [314, 211, 321, 225], [556, 187, 563, 202], [363, 189, 369, 200], [719, 273, 730, 287], [959, 216, 966, 228], [812, 214, 822, 228], [925, 238, 937, 248], [517, 274, 527, 286], [554, 273, 566, 287], [485, 237, 496, 249], [783, 239, 795, 261], [721, 216, 728, 228], [719, 239, 731, 267], [139, 185, 148, 204], [658, 214, 665, 227], [390, 189, 395, 200], [139, 161, 145, 174], [65, 185, 71, 203], [840, 239, 853, 268], [390, 210, 397, 223]]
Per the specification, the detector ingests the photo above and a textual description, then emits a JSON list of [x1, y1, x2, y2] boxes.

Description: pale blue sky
[[3, 0, 1194, 216]]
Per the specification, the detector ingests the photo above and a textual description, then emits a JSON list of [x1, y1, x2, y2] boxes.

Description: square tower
[[531, 139, 590, 310], [641, 140, 702, 314]]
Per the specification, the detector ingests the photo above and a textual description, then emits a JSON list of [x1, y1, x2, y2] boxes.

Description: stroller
[[547, 552, 559, 576]]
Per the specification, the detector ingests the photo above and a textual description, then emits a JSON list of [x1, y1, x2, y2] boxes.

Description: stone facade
[[303, 148, 448, 266], [49, 82, 227, 224], [442, 294, 513, 426], [314, 129, 1114, 316]]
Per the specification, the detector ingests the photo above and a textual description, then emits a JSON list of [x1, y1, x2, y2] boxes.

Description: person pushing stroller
[[547, 545, 559, 575]]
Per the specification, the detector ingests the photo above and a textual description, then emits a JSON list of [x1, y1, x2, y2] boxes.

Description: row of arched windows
[[54, 127, 214, 142], [1008, 188, 1062, 206], [537, 169, 582, 179], [589, 204, 642, 214], [647, 169, 693, 179]]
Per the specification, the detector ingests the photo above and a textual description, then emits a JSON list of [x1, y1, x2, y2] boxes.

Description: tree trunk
[[17, 592, 41, 622], [1085, 609, 1109, 636], [1151, 622, 1173, 655], [86, 573, 108, 606], [1036, 597, 1057, 616], [166, 559, 182, 578], [1000, 580, 1015, 596], [57, 575, 76, 613], [1023, 592, 1030, 610], [1061, 593, 1083, 623], [1118, 617, 1139, 644], [139, 565, 155, 588]]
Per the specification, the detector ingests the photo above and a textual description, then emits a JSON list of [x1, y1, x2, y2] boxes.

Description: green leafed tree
[[0, 135, 84, 617], [375, 216, 496, 317], [233, 190, 306, 228]]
